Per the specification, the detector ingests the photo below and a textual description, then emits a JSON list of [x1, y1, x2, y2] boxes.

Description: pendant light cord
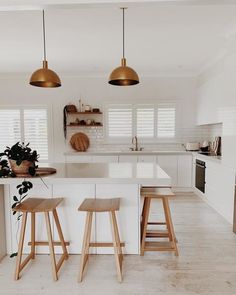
[[42, 10, 47, 61], [122, 8, 125, 59]]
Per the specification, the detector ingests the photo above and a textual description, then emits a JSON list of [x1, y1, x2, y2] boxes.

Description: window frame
[[104, 101, 180, 143], [0, 105, 53, 162]]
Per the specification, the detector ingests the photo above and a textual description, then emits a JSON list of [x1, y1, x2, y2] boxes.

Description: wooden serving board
[[15, 167, 57, 178], [70, 132, 90, 152]]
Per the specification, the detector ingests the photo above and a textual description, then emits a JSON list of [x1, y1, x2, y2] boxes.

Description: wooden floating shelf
[[68, 112, 103, 115], [67, 124, 103, 127]]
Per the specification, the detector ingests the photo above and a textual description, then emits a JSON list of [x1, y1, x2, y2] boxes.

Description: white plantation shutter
[[0, 109, 21, 151], [107, 106, 132, 137], [136, 107, 154, 137], [24, 109, 49, 160], [157, 106, 176, 138]]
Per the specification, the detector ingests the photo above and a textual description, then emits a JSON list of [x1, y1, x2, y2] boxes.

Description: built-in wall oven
[[195, 159, 206, 193]]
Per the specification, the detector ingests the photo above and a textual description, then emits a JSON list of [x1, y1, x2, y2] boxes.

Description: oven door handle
[[196, 164, 205, 168]]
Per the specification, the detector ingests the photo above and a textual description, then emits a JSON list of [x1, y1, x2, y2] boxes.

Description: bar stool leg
[[31, 213, 36, 259], [53, 209, 69, 260], [162, 198, 179, 256], [110, 211, 122, 283], [141, 197, 148, 239], [140, 197, 151, 256], [78, 212, 93, 282], [15, 212, 28, 280], [112, 211, 123, 262], [44, 212, 58, 281]]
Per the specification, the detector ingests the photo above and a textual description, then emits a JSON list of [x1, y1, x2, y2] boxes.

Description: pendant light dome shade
[[109, 58, 139, 86], [108, 8, 139, 86], [30, 10, 61, 88], [30, 60, 61, 87]]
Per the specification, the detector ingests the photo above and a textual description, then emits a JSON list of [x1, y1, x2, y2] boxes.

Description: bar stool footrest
[[144, 241, 176, 252], [147, 222, 166, 225], [89, 242, 125, 248], [28, 241, 70, 247], [146, 230, 169, 238]]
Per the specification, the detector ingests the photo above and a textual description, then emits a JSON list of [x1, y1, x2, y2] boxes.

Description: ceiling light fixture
[[108, 7, 139, 86], [30, 10, 61, 88]]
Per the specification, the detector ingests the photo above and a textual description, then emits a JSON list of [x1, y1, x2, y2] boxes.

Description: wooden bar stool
[[13, 198, 69, 281], [140, 187, 179, 256], [78, 198, 124, 283]]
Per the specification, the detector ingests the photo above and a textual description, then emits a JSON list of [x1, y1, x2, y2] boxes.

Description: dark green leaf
[[10, 252, 18, 258], [11, 202, 18, 209], [28, 166, 36, 176], [13, 196, 18, 202], [17, 214, 22, 221]]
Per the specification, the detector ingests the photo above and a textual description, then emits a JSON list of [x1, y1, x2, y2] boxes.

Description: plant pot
[[9, 160, 34, 175]]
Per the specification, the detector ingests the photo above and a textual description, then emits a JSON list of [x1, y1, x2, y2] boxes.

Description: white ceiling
[[1, 2, 236, 76]]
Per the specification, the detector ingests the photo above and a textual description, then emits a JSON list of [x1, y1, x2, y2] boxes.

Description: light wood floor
[[1, 193, 236, 295]]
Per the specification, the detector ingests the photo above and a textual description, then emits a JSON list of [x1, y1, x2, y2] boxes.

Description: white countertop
[[193, 152, 222, 163], [65, 150, 192, 156], [0, 162, 171, 186]]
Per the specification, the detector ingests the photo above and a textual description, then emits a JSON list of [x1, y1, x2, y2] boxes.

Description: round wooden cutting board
[[70, 132, 90, 152]]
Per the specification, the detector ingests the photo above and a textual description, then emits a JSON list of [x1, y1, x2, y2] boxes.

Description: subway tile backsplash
[[66, 124, 219, 152]]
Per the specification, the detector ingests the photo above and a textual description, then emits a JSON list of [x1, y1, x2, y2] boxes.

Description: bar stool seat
[[78, 198, 120, 212], [78, 198, 124, 283], [13, 197, 69, 281], [140, 187, 179, 256]]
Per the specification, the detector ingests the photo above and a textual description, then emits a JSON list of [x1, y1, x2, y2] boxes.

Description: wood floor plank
[[1, 194, 236, 295]]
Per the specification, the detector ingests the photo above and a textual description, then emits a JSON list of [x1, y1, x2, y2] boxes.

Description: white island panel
[[95, 184, 140, 254], [52, 184, 96, 254]]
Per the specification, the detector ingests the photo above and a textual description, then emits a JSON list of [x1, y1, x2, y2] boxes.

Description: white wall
[[0, 75, 199, 162], [197, 52, 236, 169]]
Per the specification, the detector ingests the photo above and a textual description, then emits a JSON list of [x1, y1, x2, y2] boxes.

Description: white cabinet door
[[65, 155, 92, 163], [53, 184, 96, 254], [138, 155, 157, 163], [95, 184, 139, 254], [0, 186, 6, 261], [8, 183, 53, 254], [205, 161, 235, 224], [119, 155, 137, 163], [177, 155, 192, 188], [91, 155, 119, 163], [157, 155, 178, 186]]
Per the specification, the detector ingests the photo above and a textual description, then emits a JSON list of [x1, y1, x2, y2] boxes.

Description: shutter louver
[[157, 107, 176, 138], [24, 109, 49, 160], [108, 107, 132, 137], [137, 107, 154, 137], [0, 110, 21, 151]]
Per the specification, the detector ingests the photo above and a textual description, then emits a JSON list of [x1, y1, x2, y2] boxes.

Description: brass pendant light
[[30, 10, 61, 88], [109, 8, 139, 86]]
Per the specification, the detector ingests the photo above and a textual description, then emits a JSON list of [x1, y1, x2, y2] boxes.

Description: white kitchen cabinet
[[177, 155, 192, 188], [8, 183, 53, 254], [205, 160, 235, 224], [53, 184, 96, 254], [95, 184, 139, 254], [119, 155, 137, 163], [157, 155, 178, 186], [65, 155, 92, 163], [138, 155, 157, 163], [91, 155, 119, 163], [0, 186, 6, 261]]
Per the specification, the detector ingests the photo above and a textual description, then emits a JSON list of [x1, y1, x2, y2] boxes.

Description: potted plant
[[0, 142, 39, 175]]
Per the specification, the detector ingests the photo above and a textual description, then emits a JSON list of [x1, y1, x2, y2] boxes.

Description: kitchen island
[[0, 162, 170, 258]]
